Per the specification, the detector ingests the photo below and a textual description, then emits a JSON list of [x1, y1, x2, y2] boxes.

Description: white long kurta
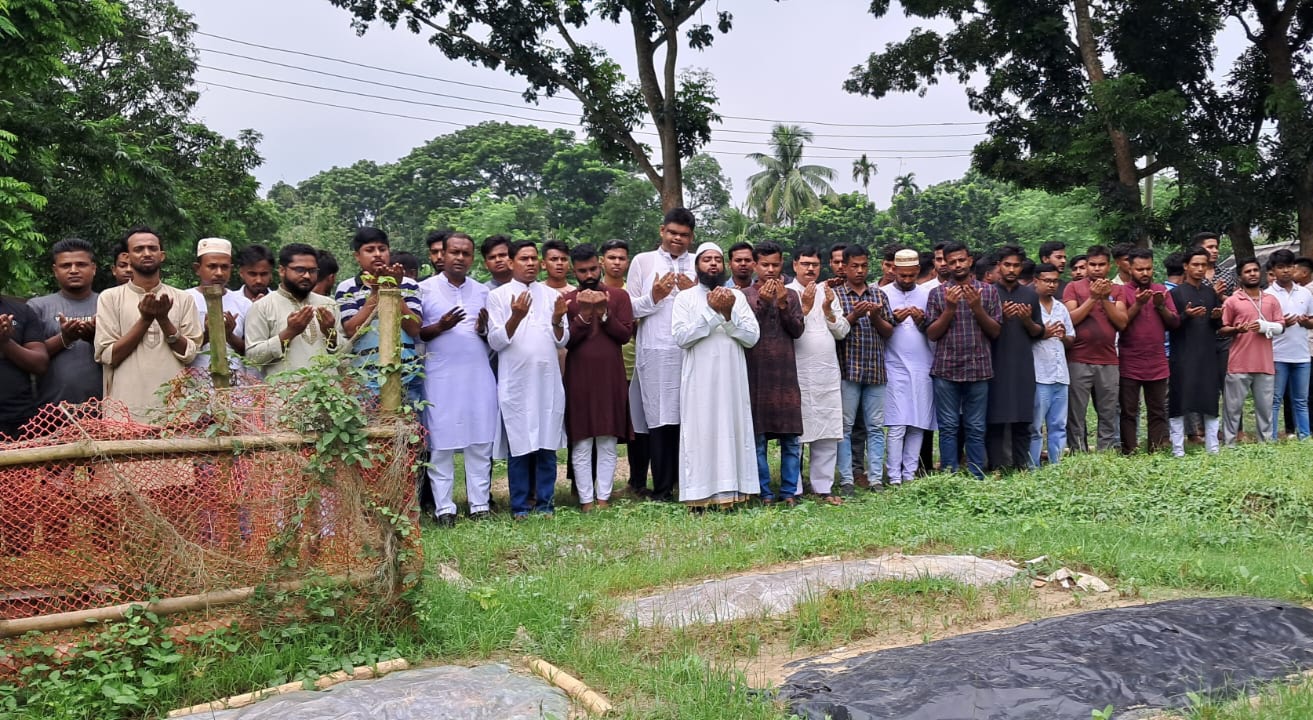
[[420, 275, 499, 451], [672, 285, 760, 504], [883, 283, 937, 430], [487, 280, 569, 457], [787, 281, 850, 443], [628, 248, 697, 428]]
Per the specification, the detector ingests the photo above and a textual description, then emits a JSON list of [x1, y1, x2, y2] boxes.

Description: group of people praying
[[3, 210, 1312, 524]]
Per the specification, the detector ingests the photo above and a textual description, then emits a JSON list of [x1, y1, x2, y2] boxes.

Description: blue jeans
[[934, 378, 989, 479], [508, 449, 557, 515], [1273, 361, 1311, 440], [755, 434, 801, 501], [839, 381, 885, 484], [1030, 383, 1068, 467]]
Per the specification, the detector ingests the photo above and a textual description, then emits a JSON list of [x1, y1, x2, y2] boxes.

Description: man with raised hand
[[1030, 263, 1075, 466], [94, 226, 200, 423], [1264, 249, 1313, 440], [599, 239, 650, 497], [418, 233, 496, 526], [925, 242, 1002, 479], [987, 245, 1043, 471], [245, 243, 347, 377], [564, 244, 634, 512], [742, 240, 805, 505], [882, 249, 935, 485], [1167, 248, 1223, 456], [1220, 257, 1285, 445], [187, 238, 248, 374], [787, 246, 849, 503], [672, 243, 759, 509], [487, 241, 570, 519], [335, 227, 424, 403], [627, 208, 699, 502], [834, 245, 896, 492], [1062, 245, 1127, 452], [1113, 248, 1179, 455], [29, 238, 100, 409]]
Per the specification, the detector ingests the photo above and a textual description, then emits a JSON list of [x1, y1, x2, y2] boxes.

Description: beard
[[579, 276, 602, 291], [286, 281, 312, 300], [698, 269, 727, 289]]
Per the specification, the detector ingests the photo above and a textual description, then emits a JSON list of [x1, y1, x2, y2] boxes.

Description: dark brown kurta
[[564, 286, 634, 443], [742, 282, 805, 436]]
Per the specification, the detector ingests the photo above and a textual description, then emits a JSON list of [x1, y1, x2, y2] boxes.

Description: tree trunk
[[1072, 0, 1147, 246], [1256, 2, 1313, 256], [1228, 220, 1256, 262]]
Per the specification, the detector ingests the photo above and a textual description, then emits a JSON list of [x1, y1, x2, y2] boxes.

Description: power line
[[198, 66, 977, 154], [195, 29, 992, 129], [197, 45, 990, 140], [195, 80, 973, 161]]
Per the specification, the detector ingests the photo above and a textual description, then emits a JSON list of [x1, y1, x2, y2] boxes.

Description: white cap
[[196, 237, 232, 257], [894, 249, 920, 267], [695, 242, 723, 260]]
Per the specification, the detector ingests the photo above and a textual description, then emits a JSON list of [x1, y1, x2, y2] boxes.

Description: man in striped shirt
[[334, 227, 423, 403]]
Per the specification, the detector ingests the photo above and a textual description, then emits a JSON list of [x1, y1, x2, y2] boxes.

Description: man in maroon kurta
[[565, 244, 634, 510], [742, 241, 806, 504]]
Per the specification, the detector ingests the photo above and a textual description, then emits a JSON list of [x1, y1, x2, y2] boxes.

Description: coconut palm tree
[[745, 124, 836, 226], [891, 172, 920, 202], [851, 154, 878, 199]]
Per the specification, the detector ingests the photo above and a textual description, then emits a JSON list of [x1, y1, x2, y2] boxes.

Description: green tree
[[990, 187, 1101, 259], [0, 0, 120, 293], [891, 172, 919, 204], [745, 124, 836, 226], [681, 153, 732, 229], [851, 154, 878, 200], [326, 0, 748, 210]]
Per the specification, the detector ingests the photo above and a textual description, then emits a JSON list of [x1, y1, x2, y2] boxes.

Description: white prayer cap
[[196, 237, 233, 257], [695, 242, 723, 260], [894, 249, 920, 267]]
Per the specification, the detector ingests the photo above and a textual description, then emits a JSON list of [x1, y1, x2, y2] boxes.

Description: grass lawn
[[8, 442, 1313, 719]]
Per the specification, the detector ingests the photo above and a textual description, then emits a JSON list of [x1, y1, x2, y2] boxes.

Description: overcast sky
[[178, 1, 993, 209]]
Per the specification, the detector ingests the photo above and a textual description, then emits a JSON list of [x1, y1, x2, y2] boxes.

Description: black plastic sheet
[[779, 597, 1313, 720]]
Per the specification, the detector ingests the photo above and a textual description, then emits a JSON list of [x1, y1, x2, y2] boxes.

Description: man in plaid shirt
[[926, 242, 1002, 478], [834, 245, 896, 493]]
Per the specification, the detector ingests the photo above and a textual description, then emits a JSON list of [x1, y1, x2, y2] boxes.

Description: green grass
[[8, 443, 1313, 719]]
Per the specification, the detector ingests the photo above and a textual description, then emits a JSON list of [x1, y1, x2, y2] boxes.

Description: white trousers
[[1169, 416, 1219, 456], [885, 426, 925, 484], [571, 435, 618, 504], [428, 443, 493, 516], [805, 439, 838, 495]]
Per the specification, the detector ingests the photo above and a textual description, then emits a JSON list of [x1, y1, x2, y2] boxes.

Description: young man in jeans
[[1030, 263, 1075, 466], [925, 242, 1002, 478], [1265, 249, 1313, 440], [834, 245, 895, 493]]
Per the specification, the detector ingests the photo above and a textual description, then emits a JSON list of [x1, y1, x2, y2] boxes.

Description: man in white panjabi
[[487, 240, 570, 519], [186, 237, 249, 374], [627, 208, 699, 502], [882, 249, 937, 484], [418, 233, 498, 526], [94, 226, 201, 422], [672, 242, 759, 508], [786, 246, 849, 504]]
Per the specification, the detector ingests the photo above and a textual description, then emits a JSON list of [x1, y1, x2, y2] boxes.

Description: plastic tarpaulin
[[779, 597, 1313, 719]]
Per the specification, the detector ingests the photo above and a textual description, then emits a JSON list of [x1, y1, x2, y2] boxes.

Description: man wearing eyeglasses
[[244, 243, 350, 376]]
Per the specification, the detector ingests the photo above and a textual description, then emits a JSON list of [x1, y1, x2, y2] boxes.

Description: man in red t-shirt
[[1113, 248, 1179, 454], [1219, 257, 1285, 445], [1062, 246, 1128, 451]]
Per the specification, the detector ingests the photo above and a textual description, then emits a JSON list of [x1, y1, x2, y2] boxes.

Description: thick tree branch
[[1136, 157, 1169, 179], [1233, 11, 1262, 43]]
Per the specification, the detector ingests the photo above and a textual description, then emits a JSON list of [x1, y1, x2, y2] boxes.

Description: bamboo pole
[[526, 656, 615, 716], [0, 575, 353, 639], [167, 658, 410, 717], [377, 286, 403, 415], [202, 285, 230, 390], [0, 427, 401, 468]]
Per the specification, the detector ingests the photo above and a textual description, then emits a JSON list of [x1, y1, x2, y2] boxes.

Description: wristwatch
[[165, 332, 181, 345]]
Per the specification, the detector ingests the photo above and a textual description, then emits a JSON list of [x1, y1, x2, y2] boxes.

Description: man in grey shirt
[[28, 238, 102, 409]]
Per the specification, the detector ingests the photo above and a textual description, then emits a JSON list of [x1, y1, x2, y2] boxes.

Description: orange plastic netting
[[0, 371, 421, 624]]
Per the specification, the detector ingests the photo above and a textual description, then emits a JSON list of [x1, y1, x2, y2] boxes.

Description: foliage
[[990, 187, 1101, 259], [745, 124, 837, 226], [851, 153, 878, 199], [1, 0, 273, 293], [324, 0, 746, 209], [0, 0, 120, 293]]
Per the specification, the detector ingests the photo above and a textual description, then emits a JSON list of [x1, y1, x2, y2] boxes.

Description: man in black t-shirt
[[0, 297, 50, 438]]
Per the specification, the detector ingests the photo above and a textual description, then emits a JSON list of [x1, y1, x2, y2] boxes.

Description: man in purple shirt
[[1114, 248, 1180, 454], [925, 242, 1002, 478]]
